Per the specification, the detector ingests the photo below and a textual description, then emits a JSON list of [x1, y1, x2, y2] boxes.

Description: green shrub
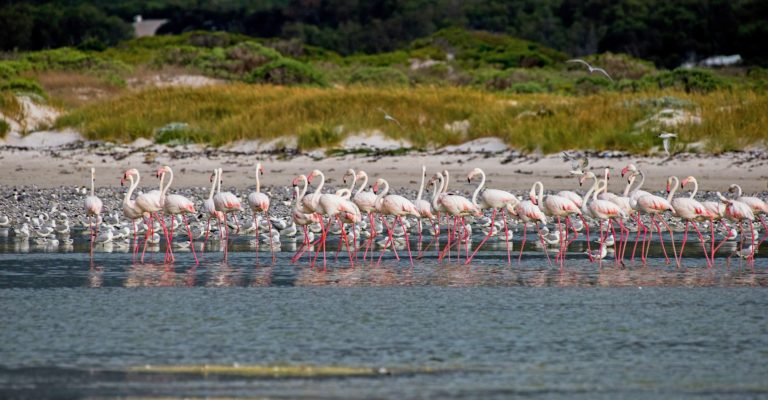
[[0, 119, 9, 138], [248, 58, 327, 86], [508, 82, 546, 93], [296, 124, 341, 151], [643, 68, 729, 93], [0, 60, 33, 80], [348, 67, 408, 86], [0, 78, 46, 97]]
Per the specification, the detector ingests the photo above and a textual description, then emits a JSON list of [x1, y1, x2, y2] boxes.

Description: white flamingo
[[84, 167, 103, 240], [158, 165, 198, 264], [372, 178, 419, 266], [247, 162, 276, 261], [466, 167, 519, 264], [213, 168, 243, 239]]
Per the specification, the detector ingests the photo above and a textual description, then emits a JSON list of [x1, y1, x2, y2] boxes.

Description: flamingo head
[[727, 184, 739, 193], [209, 170, 216, 183], [681, 176, 694, 188], [307, 169, 322, 183], [372, 178, 384, 194], [467, 168, 482, 182], [620, 166, 629, 178], [666, 177, 673, 193], [355, 170, 367, 180], [529, 191, 538, 205], [258, 164, 265, 175], [342, 168, 355, 184], [155, 165, 170, 178]]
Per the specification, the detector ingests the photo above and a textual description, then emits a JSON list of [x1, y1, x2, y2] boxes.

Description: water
[[1, 235, 767, 399]]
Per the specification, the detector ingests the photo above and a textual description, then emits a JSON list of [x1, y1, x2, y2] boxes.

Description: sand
[[1, 136, 766, 195]]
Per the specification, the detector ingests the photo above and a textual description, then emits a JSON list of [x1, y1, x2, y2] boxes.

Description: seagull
[[566, 59, 614, 82], [377, 108, 402, 127], [561, 152, 589, 175], [658, 132, 677, 157]]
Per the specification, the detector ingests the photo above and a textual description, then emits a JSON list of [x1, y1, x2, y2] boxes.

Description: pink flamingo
[[466, 167, 519, 264], [349, 169, 380, 261], [627, 170, 675, 264], [247, 162, 276, 262], [134, 168, 173, 263], [213, 168, 242, 240], [202, 168, 226, 242], [306, 169, 359, 269], [716, 191, 756, 261], [84, 167, 103, 241], [372, 178, 420, 266], [530, 181, 581, 265], [413, 166, 436, 252], [429, 172, 481, 263], [120, 168, 146, 255], [290, 181, 323, 263], [581, 172, 627, 265], [682, 176, 726, 258], [157, 165, 199, 264], [667, 176, 715, 267], [729, 184, 768, 246], [513, 195, 549, 263]]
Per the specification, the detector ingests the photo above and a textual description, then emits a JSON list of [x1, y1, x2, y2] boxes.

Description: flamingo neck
[[255, 163, 261, 193], [298, 175, 309, 199], [584, 176, 599, 207], [208, 170, 217, 200], [162, 169, 173, 197], [732, 184, 743, 198], [416, 167, 425, 201], [125, 174, 139, 206], [432, 174, 443, 210], [689, 179, 698, 199], [355, 172, 368, 198], [622, 175, 635, 196], [90, 169, 95, 196], [471, 169, 486, 207], [629, 171, 645, 197], [375, 180, 390, 204], [347, 170, 357, 194], [532, 181, 544, 208], [312, 172, 325, 206], [293, 186, 301, 210], [215, 169, 221, 194], [667, 176, 679, 203], [443, 171, 450, 193]]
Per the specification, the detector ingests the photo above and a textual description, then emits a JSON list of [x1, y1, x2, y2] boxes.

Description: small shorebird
[[566, 59, 613, 82]]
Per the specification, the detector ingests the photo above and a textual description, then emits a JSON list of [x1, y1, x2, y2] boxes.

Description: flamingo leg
[[502, 209, 511, 265], [183, 214, 199, 265], [338, 217, 355, 267], [609, 220, 620, 266], [518, 222, 527, 263], [678, 221, 690, 267], [630, 214, 644, 263], [377, 217, 397, 266], [467, 208, 496, 265], [581, 215, 592, 255], [398, 216, 414, 267], [690, 222, 712, 268], [597, 219, 605, 268]]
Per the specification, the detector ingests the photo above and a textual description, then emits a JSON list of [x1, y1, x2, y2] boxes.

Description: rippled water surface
[[1, 236, 767, 399]]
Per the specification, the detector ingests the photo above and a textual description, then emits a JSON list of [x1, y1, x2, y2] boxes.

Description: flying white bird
[[659, 132, 677, 157], [561, 152, 589, 175], [566, 59, 614, 82], [377, 108, 402, 127]]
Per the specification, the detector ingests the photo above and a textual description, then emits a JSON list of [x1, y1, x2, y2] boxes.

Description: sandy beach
[[2, 139, 767, 194]]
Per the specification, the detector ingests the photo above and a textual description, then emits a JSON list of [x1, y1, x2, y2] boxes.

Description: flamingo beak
[[120, 178, 125, 186], [620, 167, 628, 177], [372, 183, 379, 193]]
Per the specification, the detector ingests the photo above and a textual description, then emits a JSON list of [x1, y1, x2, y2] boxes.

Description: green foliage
[[0, 78, 46, 98], [0, 60, 33, 80], [348, 67, 408, 86], [296, 124, 341, 151], [643, 68, 730, 93], [0, 118, 9, 138], [248, 59, 327, 86], [508, 82, 545, 94]]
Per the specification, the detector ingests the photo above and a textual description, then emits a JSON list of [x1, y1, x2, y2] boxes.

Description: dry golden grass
[[30, 71, 124, 109], [56, 85, 768, 153]]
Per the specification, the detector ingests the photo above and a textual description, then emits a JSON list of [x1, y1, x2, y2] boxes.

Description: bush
[[0, 119, 9, 138], [508, 82, 546, 93], [297, 124, 341, 151], [643, 68, 729, 93], [348, 67, 408, 86], [0, 78, 46, 97], [0, 60, 33, 80], [248, 58, 327, 86]]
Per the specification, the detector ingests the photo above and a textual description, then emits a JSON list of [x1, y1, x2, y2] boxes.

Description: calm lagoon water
[[1, 236, 767, 399]]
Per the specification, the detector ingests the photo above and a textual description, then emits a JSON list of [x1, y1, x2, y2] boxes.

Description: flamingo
[[530, 181, 581, 265], [247, 162, 276, 262], [620, 164, 652, 200], [513, 193, 548, 263], [134, 167, 173, 263], [290, 183, 323, 263], [628, 170, 675, 264], [581, 174, 626, 265], [667, 176, 715, 267], [466, 167, 519, 264], [716, 192, 756, 261], [202, 168, 226, 242], [306, 169, 360, 269], [120, 168, 145, 254], [429, 172, 481, 263], [157, 165, 198, 264], [372, 178, 420, 266], [413, 165, 436, 251], [728, 184, 768, 245], [84, 167, 103, 241], [213, 168, 243, 240]]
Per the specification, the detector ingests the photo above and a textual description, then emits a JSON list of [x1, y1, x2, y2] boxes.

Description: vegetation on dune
[[55, 85, 768, 154]]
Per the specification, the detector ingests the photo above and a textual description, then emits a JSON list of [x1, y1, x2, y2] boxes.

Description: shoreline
[[2, 143, 767, 194]]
